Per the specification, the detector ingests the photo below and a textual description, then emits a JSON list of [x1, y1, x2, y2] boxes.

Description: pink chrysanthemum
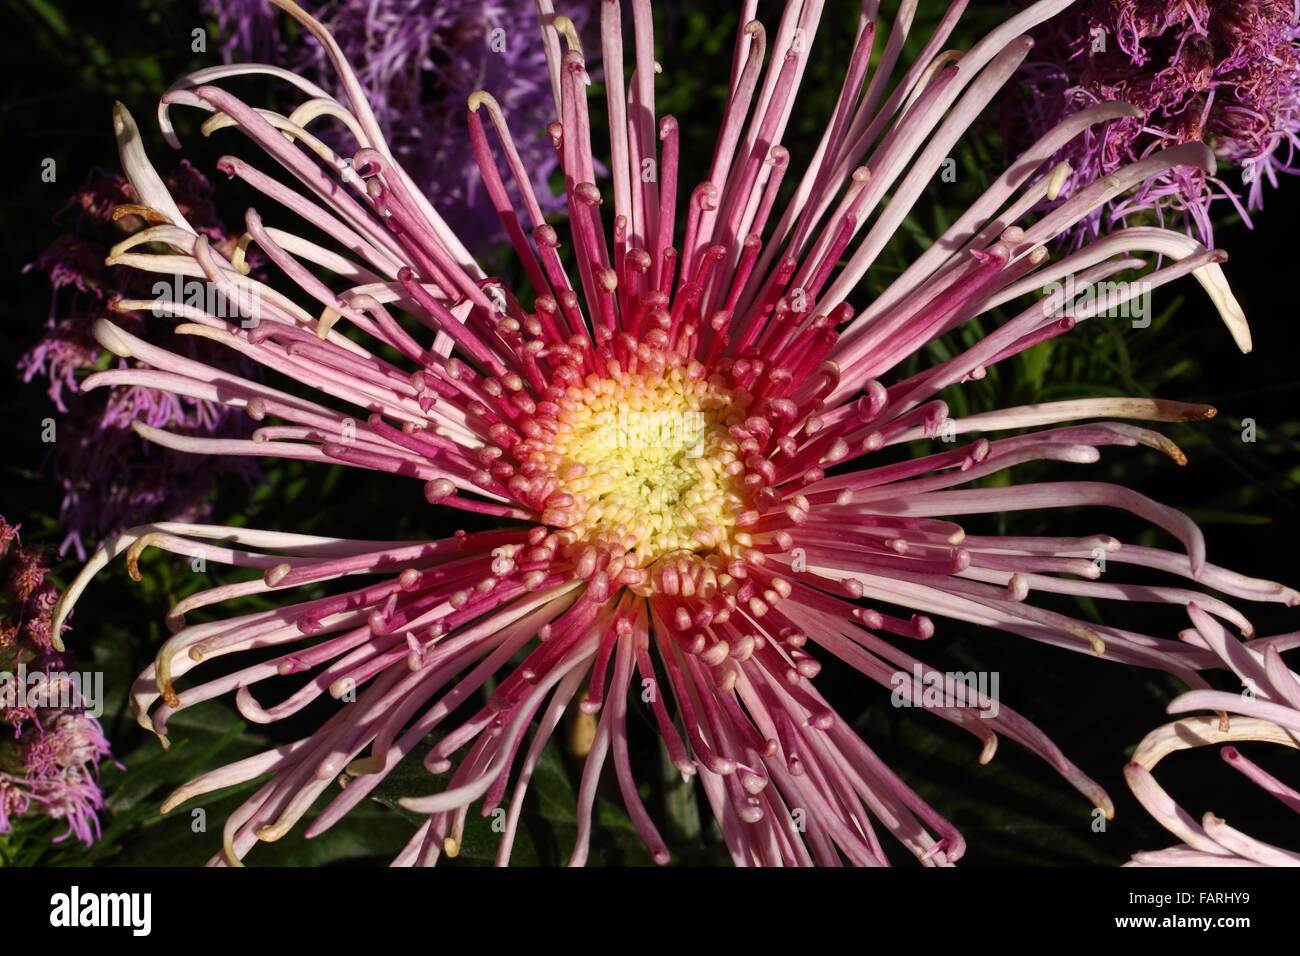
[[1126, 606, 1300, 866], [54, 0, 1295, 866]]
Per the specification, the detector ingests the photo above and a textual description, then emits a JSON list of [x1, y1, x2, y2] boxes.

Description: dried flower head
[[0, 517, 111, 847], [1015, 0, 1300, 244]]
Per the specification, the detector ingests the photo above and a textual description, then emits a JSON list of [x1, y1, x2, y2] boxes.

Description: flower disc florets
[[462, 340, 765, 597], [548, 361, 747, 559]]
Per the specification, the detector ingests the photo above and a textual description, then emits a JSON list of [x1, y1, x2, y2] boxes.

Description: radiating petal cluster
[[19, 164, 260, 558], [202, 0, 589, 253], [52, 0, 1296, 866], [1126, 606, 1300, 867]]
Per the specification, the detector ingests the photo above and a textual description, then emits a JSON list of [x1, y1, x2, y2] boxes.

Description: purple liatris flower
[[21, 164, 261, 559], [0, 517, 112, 847], [1014, 0, 1300, 245], [203, 0, 590, 256], [1126, 605, 1300, 866], [52, 0, 1295, 866]]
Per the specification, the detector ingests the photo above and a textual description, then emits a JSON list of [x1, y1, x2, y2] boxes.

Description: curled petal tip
[[91, 318, 136, 358], [1192, 262, 1252, 352], [467, 89, 495, 112]]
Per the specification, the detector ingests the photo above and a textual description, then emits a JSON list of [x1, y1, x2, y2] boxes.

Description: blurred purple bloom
[[21, 165, 260, 559], [1015, 0, 1300, 245], [204, 0, 588, 256]]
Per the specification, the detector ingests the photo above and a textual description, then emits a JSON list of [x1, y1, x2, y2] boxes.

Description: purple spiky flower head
[[1126, 605, 1300, 866], [1015, 0, 1300, 246], [50, 0, 1295, 866]]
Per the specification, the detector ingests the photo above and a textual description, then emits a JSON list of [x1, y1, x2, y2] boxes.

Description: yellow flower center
[[545, 364, 749, 568]]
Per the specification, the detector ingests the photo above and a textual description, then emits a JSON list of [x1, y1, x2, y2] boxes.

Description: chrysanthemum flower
[[1015, 0, 1300, 245], [1125, 606, 1300, 866], [54, 0, 1296, 866]]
